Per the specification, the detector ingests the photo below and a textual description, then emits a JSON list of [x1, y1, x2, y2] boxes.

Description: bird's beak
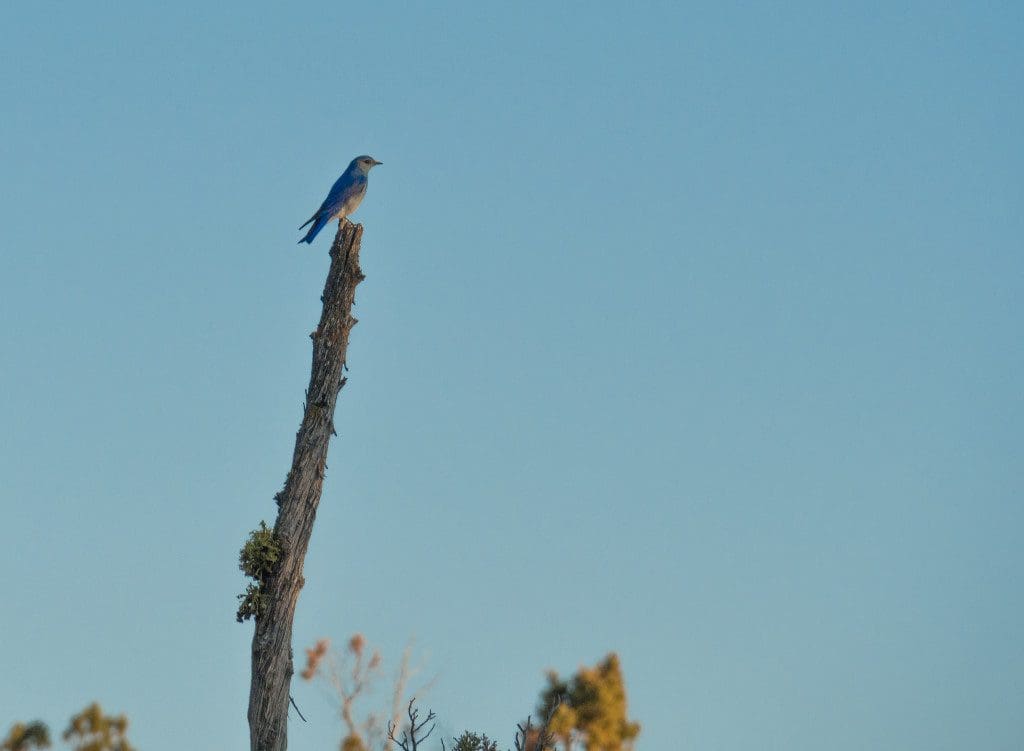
[[373, 159, 383, 166]]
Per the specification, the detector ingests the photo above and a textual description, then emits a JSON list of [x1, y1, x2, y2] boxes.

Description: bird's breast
[[332, 186, 366, 218]]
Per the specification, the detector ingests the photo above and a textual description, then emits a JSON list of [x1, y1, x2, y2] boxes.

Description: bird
[[298, 155, 383, 244]]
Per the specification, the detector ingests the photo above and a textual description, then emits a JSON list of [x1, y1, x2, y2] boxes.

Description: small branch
[[387, 699, 436, 751], [289, 695, 307, 723], [514, 696, 561, 751]]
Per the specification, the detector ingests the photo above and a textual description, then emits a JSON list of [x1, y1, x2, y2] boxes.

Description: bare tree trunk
[[248, 221, 366, 751]]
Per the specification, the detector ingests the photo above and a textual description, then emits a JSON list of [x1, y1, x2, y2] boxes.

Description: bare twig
[[383, 641, 416, 750], [515, 695, 561, 751], [288, 695, 307, 723], [300, 634, 430, 751], [387, 700, 436, 751]]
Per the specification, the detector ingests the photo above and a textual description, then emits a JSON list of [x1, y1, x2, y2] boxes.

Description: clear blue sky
[[1, 2, 1021, 749]]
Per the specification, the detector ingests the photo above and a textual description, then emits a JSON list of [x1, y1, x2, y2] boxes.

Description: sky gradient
[[1, 2, 1022, 749]]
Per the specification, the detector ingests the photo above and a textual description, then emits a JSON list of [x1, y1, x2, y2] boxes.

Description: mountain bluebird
[[298, 155, 383, 244]]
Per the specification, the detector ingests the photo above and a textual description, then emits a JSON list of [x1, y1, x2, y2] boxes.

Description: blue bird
[[299, 155, 383, 244]]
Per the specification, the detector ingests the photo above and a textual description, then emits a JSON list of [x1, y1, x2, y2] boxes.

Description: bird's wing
[[321, 173, 367, 215], [299, 172, 367, 229]]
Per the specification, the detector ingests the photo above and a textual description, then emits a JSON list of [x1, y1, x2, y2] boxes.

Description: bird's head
[[350, 155, 383, 174]]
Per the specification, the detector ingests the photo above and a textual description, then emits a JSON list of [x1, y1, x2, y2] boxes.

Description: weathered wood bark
[[248, 221, 365, 751]]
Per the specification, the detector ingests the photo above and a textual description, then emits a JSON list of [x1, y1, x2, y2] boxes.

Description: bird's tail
[[298, 214, 330, 244]]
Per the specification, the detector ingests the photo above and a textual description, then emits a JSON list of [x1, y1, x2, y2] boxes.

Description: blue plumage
[[299, 155, 382, 244]]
